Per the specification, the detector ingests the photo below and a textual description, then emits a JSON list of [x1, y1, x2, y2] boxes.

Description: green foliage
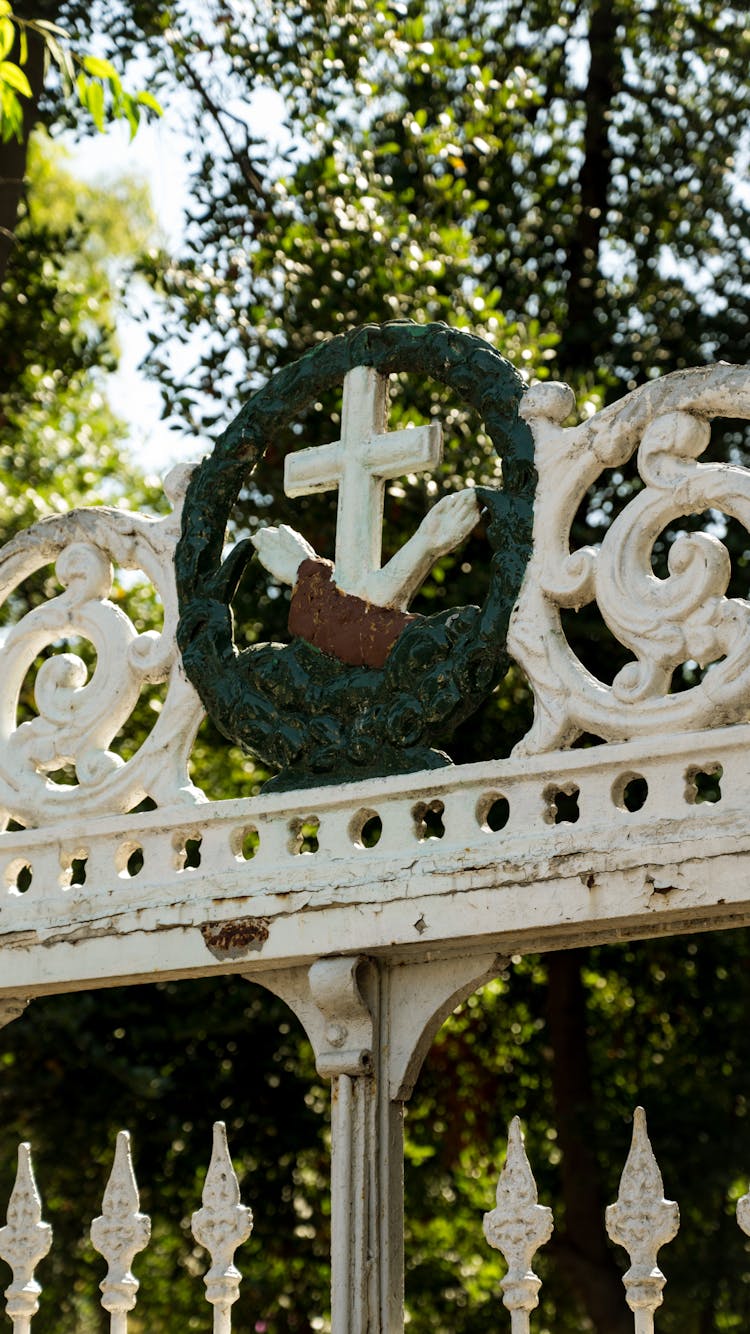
[[1, 5, 750, 1334], [139, 0, 750, 756], [0, 133, 161, 539], [0, 1, 162, 143], [0, 136, 170, 779], [0, 980, 331, 1334], [142, 0, 750, 423], [405, 937, 750, 1334]]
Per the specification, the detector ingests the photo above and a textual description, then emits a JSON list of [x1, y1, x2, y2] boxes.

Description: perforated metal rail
[[1, 722, 747, 997]]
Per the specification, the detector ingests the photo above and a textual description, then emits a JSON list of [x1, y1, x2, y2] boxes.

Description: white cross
[[284, 365, 443, 600]]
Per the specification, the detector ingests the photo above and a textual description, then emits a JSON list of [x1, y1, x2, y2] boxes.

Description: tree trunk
[[0, 19, 47, 285], [546, 949, 631, 1334], [561, 0, 621, 374]]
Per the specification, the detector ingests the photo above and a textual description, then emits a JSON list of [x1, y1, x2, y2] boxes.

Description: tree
[[0, 128, 165, 656], [140, 7, 750, 1332], [0, 0, 163, 283], [0, 136, 333, 1334], [0, 134, 159, 527], [2, 5, 750, 1333], [140, 0, 750, 421]]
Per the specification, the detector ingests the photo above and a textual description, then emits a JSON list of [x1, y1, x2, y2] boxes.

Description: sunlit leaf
[[32, 18, 70, 37], [0, 58, 30, 97], [136, 89, 162, 115], [82, 54, 118, 82], [0, 17, 13, 60], [87, 76, 104, 130]]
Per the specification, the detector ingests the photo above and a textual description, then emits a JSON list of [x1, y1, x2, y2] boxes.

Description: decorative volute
[[0, 462, 205, 830], [511, 364, 750, 754]]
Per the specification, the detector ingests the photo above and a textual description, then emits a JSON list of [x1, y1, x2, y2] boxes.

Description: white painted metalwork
[[2, 359, 750, 1334], [90, 1132, 151, 1334], [283, 364, 444, 600], [510, 365, 750, 753], [0, 1145, 51, 1334], [273, 364, 479, 609], [191, 1122, 253, 1334], [0, 1126, 254, 1333], [483, 1118, 554, 1333], [1, 718, 748, 994], [0, 1103, 736, 1330], [261, 953, 499, 1334], [606, 1108, 679, 1334], [252, 481, 480, 611], [0, 462, 205, 831], [737, 1182, 750, 1239], [479, 1108, 685, 1334]]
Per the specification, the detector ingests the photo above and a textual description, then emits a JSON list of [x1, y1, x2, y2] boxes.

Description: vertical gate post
[[263, 957, 398, 1334], [327, 1040, 402, 1332], [258, 950, 504, 1333]]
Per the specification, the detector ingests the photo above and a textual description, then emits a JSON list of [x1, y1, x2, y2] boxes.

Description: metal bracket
[[0, 997, 29, 1030], [255, 951, 507, 1090], [251, 956, 374, 1079], [385, 953, 507, 1100], [308, 956, 374, 1077]]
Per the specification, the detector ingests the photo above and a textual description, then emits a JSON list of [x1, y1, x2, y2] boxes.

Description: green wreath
[[176, 321, 536, 790]]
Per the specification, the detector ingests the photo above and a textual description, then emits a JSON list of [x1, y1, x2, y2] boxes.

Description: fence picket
[[90, 1131, 151, 1334], [0, 1107, 720, 1331], [736, 1181, 750, 1239], [483, 1116, 554, 1333], [0, 1144, 52, 1334], [191, 1121, 253, 1334], [731, 1173, 747, 1232], [606, 1107, 679, 1334]]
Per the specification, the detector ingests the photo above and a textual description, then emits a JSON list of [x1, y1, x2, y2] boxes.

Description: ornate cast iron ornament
[[175, 321, 535, 790]]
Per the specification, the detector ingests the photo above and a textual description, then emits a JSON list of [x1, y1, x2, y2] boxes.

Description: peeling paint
[[41, 924, 119, 948]]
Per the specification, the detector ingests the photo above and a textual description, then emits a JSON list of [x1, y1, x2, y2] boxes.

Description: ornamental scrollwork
[[509, 364, 750, 753], [0, 463, 205, 829]]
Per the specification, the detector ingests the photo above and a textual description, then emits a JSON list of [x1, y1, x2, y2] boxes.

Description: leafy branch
[[0, 0, 162, 143]]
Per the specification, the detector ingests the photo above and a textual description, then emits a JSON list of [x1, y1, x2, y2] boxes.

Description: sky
[[65, 86, 287, 477], [66, 115, 189, 473]]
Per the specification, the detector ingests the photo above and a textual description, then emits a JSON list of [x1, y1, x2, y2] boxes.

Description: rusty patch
[[201, 917, 270, 959]]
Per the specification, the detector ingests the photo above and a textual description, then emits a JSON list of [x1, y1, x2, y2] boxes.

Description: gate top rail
[[1, 354, 749, 997]]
